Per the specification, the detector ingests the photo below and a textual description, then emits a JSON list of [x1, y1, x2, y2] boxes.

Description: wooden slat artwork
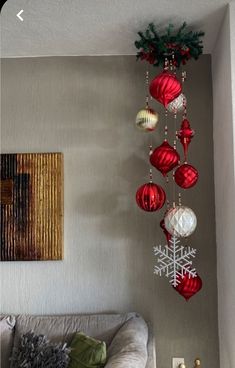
[[0, 153, 64, 261], [0, 179, 13, 205]]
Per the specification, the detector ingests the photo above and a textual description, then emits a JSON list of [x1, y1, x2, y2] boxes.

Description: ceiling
[[1, 0, 231, 58]]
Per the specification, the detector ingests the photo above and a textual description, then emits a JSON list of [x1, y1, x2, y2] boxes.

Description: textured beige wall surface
[[212, 4, 235, 368], [0, 56, 219, 368]]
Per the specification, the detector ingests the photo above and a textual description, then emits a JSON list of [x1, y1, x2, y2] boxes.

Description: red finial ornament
[[150, 140, 180, 176], [173, 272, 203, 301], [177, 118, 195, 161], [149, 71, 182, 107], [175, 163, 199, 189], [136, 182, 166, 212]]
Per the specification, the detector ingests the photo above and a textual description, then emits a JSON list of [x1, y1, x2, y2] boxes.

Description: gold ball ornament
[[135, 108, 159, 132], [194, 358, 201, 367]]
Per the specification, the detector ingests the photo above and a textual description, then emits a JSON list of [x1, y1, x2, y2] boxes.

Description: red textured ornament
[[149, 71, 182, 107], [175, 164, 199, 189], [160, 219, 172, 245], [150, 140, 180, 176], [177, 119, 195, 161], [136, 182, 166, 212], [174, 273, 202, 301]]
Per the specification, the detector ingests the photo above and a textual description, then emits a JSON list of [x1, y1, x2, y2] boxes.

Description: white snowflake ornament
[[153, 236, 197, 287]]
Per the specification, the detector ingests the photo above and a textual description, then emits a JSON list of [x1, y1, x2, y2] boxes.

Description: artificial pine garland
[[135, 22, 205, 68]]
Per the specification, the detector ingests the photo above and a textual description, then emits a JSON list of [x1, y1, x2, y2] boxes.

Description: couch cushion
[[105, 315, 148, 368], [0, 315, 16, 368], [13, 313, 137, 350]]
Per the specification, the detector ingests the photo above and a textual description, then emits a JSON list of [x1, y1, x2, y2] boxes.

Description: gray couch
[[0, 312, 156, 368]]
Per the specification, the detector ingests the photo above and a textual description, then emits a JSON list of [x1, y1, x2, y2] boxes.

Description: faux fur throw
[[10, 331, 71, 368]]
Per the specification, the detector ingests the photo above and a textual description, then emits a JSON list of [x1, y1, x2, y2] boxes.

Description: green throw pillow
[[68, 332, 106, 368]]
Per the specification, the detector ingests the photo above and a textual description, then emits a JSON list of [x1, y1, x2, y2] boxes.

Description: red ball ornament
[[150, 140, 180, 176], [177, 119, 195, 161], [175, 163, 199, 189], [136, 182, 166, 212], [160, 218, 172, 245], [149, 71, 182, 107], [174, 273, 202, 301]]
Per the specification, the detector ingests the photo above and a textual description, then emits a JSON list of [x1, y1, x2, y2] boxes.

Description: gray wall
[[212, 4, 235, 368], [0, 56, 219, 368]]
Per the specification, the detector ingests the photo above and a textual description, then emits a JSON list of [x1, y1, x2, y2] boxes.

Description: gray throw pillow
[[10, 331, 71, 368]]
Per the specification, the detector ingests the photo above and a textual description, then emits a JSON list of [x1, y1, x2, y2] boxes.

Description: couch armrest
[[145, 323, 157, 368], [105, 315, 148, 368]]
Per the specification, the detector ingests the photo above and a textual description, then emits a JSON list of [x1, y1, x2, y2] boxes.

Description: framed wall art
[[0, 153, 63, 261]]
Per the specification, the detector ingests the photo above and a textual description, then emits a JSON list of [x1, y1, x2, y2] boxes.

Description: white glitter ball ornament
[[164, 205, 197, 238], [166, 93, 187, 114], [135, 108, 159, 132]]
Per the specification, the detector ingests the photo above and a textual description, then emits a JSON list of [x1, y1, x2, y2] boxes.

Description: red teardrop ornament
[[160, 218, 172, 245], [174, 273, 202, 301], [177, 119, 195, 161], [175, 163, 199, 189], [150, 140, 180, 176], [136, 182, 166, 212], [150, 71, 182, 107]]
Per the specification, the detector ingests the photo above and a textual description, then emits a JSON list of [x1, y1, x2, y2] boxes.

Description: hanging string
[[174, 112, 177, 143], [164, 57, 169, 71], [172, 139, 177, 206], [178, 192, 182, 206], [166, 199, 170, 210], [182, 71, 187, 83], [146, 69, 154, 180], [172, 53, 178, 208], [149, 168, 153, 183], [169, 57, 173, 72], [145, 70, 150, 108], [164, 110, 169, 184], [182, 71, 187, 121], [181, 71, 188, 164], [164, 110, 168, 141], [172, 53, 178, 142], [171, 53, 177, 75], [172, 171, 176, 208]]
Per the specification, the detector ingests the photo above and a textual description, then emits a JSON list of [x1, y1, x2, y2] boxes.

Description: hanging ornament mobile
[[160, 218, 172, 245], [136, 107, 159, 132], [150, 140, 180, 177], [175, 163, 198, 189], [174, 272, 202, 300], [177, 118, 195, 161], [134, 22, 205, 300], [149, 71, 182, 107], [136, 170, 166, 212], [153, 236, 197, 287], [135, 22, 205, 68], [167, 93, 187, 114], [164, 205, 197, 238], [136, 71, 159, 132]]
